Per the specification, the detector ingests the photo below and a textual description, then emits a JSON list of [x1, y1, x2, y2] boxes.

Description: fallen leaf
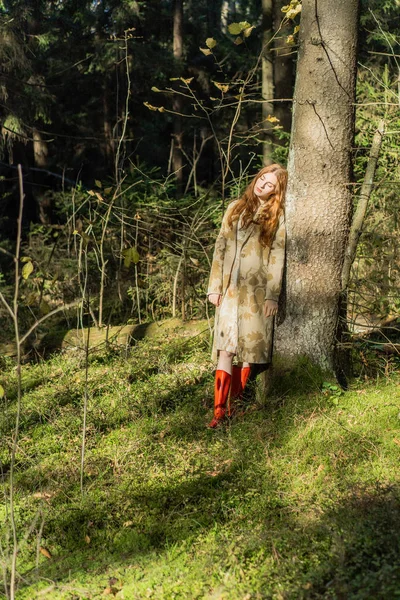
[[39, 547, 52, 559], [393, 438, 400, 447], [33, 491, 53, 500], [85, 535, 91, 544]]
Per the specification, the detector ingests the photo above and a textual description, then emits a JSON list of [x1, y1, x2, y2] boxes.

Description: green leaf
[[0, 385, 4, 399], [21, 256, 31, 263], [123, 247, 140, 268], [206, 37, 217, 49], [151, 86, 162, 92], [22, 261, 34, 280], [39, 300, 51, 315]]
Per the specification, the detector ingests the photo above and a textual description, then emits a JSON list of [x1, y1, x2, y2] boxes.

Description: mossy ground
[[1, 327, 400, 599]]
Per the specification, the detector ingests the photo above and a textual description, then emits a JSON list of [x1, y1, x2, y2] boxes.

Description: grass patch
[[1, 327, 400, 599]]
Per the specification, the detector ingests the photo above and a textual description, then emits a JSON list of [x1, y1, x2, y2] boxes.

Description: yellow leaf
[[294, 25, 300, 34], [199, 47, 212, 56], [85, 535, 91, 544], [243, 25, 255, 38], [282, 1, 302, 19], [206, 37, 217, 49], [88, 189, 95, 196], [228, 21, 251, 35], [213, 81, 229, 93], [40, 547, 52, 559], [151, 86, 162, 92], [22, 261, 34, 280], [158, 106, 165, 113], [143, 102, 159, 111], [234, 36, 243, 45], [20, 256, 31, 263], [0, 385, 4, 399], [286, 34, 295, 44], [95, 179, 102, 188], [266, 114, 280, 123], [104, 187, 113, 194], [180, 77, 193, 85]]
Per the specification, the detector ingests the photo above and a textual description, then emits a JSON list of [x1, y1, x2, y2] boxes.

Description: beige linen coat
[[207, 201, 286, 364]]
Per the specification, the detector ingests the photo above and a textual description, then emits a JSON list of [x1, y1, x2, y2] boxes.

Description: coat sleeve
[[207, 207, 232, 296], [263, 214, 286, 302]]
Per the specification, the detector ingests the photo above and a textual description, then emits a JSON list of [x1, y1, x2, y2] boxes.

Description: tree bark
[[261, 0, 274, 165], [273, 0, 295, 133], [275, 0, 360, 371]]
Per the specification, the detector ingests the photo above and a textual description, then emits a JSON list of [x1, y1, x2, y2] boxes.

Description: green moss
[[1, 331, 400, 599]]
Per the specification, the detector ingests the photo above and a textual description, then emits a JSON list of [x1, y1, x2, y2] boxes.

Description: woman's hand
[[264, 299, 278, 317], [208, 293, 222, 307]]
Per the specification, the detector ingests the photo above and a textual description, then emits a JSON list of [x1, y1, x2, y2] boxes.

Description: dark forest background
[[0, 0, 399, 349]]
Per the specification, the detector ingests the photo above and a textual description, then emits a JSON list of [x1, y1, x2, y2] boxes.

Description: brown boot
[[227, 365, 251, 417], [207, 370, 231, 428]]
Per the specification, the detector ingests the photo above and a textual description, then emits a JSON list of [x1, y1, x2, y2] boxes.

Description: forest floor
[[1, 324, 400, 599]]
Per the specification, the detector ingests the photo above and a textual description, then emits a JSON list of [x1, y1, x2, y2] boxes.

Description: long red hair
[[228, 164, 288, 247]]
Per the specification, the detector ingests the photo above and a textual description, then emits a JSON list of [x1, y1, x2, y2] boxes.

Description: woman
[[207, 163, 287, 428]]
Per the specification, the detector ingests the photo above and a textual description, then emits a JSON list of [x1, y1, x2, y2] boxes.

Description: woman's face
[[254, 171, 278, 202]]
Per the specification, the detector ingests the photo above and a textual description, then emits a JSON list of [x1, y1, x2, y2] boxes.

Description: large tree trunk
[[275, 0, 360, 371]]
